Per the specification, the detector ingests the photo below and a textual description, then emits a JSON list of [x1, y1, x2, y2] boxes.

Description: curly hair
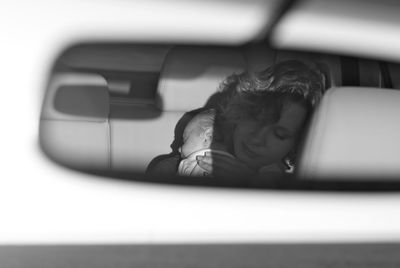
[[218, 60, 325, 124]]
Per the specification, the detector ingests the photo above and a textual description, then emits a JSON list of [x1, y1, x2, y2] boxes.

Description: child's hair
[[184, 108, 233, 153], [186, 109, 216, 136]]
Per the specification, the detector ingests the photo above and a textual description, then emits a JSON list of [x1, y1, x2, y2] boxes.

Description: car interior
[[39, 42, 400, 188], [6, 0, 400, 266]]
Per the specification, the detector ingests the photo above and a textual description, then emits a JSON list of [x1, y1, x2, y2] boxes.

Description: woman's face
[[232, 100, 308, 169]]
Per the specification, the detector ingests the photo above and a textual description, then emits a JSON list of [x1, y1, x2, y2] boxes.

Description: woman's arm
[[197, 151, 292, 187], [196, 151, 256, 179]]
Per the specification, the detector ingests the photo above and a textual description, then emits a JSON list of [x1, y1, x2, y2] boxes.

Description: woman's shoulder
[[146, 154, 181, 176]]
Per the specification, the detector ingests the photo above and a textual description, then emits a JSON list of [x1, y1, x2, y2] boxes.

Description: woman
[[196, 60, 325, 180], [147, 60, 325, 182]]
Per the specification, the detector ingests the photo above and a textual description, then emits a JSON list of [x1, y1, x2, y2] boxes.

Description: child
[[178, 109, 234, 177]]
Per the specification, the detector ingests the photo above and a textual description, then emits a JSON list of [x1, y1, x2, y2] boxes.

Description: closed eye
[[274, 127, 292, 140]]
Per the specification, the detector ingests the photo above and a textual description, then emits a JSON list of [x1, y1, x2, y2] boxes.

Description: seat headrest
[[157, 46, 246, 111], [298, 87, 400, 180], [41, 73, 109, 122], [40, 73, 111, 171]]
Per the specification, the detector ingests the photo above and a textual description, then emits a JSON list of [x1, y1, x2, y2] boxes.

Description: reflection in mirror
[[39, 42, 400, 191], [54, 85, 109, 117]]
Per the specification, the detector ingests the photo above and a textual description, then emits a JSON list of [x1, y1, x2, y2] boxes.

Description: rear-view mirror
[[39, 42, 400, 191]]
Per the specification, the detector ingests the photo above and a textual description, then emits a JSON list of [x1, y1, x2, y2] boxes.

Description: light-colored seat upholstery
[[40, 73, 111, 171], [109, 106, 183, 172], [109, 46, 247, 172], [298, 87, 400, 180], [157, 46, 247, 111]]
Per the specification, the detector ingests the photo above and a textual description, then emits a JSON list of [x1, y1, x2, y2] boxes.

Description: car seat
[[298, 87, 400, 179], [40, 73, 111, 171]]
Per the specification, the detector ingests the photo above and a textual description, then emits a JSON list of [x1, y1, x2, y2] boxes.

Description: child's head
[[179, 109, 216, 158]]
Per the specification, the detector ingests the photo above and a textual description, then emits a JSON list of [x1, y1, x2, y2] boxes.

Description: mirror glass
[[39, 42, 400, 190]]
